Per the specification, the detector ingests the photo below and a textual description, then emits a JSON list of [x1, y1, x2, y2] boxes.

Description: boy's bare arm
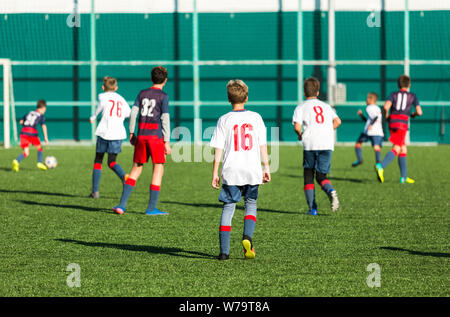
[[19, 119, 24, 125], [411, 105, 423, 118], [294, 122, 302, 140], [260, 144, 271, 183], [333, 117, 341, 129], [42, 124, 49, 145], [383, 100, 392, 119], [211, 148, 223, 189]]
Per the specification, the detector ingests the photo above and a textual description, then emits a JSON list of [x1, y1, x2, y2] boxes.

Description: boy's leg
[[218, 185, 241, 258], [242, 185, 258, 259], [91, 152, 104, 196], [34, 138, 47, 170], [317, 151, 339, 212], [108, 153, 126, 182], [303, 168, 316, 213], [353, 143, 363, 165], [113, 163, 143, 214], [398, 145, 413, 183], [146, 163, 167, 215], [373, 145, 382, 164], [13, 146, 29, 172]]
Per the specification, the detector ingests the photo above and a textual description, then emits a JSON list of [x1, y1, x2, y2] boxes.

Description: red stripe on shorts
[[139, 123, 159, 130]]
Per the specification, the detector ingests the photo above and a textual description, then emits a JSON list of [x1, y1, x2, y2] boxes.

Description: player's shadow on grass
[[380, 246, 450, 258], [281, 174, 367, 183], [55, 239, 216, 260], [18, 200, 110, 214], [161, 201, 297, 214], [1, 188, 78, 198]]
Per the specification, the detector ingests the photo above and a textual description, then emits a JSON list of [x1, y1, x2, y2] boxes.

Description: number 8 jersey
[[210, 110, 267, 186], [134, 87, 169, 140], [292, 98, 339, 151]]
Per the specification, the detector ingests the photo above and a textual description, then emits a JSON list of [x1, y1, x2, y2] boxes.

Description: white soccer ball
[[45, 156, 57, 169]]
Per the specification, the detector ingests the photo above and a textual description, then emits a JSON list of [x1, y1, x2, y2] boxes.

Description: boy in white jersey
[[352, 92, 384, 167], [88, 76, 131, 198], [210, 80, 270, 261], [292, 77, 341, 215]]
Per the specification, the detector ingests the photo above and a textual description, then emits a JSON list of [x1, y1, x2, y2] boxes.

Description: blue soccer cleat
[[112, 205, 126, 215], [352, 160, 363, 167], [306, 209, 318, 216], [145, 208, 168, 216]]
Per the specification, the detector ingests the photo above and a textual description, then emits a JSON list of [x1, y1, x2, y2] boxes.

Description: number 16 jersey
[[210, 110, 267, 186], [292, 98, 339, 151], [134, 87, 169, 140]]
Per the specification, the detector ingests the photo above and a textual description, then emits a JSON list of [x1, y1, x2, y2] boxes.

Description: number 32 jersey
[[134, 87, 169, 140], [210, 110, 267, 186], [292, 98, 339, 151]]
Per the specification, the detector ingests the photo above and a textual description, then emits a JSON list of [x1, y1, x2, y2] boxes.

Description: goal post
[[1, 59, 11, 148]]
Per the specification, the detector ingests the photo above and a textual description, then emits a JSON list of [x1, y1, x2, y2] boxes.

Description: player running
[[210, 79, 270, 261], [292, 77, 341, 216], [113, 66, 172, 215], [352, 92, 384, 167], [375, 75, 422, 184], [89, 76, 131, 199], [12, 99, 49, 172]]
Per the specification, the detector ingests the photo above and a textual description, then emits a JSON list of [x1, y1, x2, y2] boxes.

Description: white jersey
[[292, 98, 339, 151], [91, 92, 131, 140], [210, 110, 267, 186], [364, 104, 384, 137]]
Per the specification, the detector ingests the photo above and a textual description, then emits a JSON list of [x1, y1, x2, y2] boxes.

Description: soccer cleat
[[218, 253, 229, 261], [306, 209, 318, 216], [112, 205, 125, 215], [242, 235, 255, 259], [400, 177, 415, 184], [145, 208, 168, 216], [352, 160, 363, 167], [329, 191, 339, 212], [88, 192, 100, 199], [375, 163, 384, 183], [12, 160, 19, 172], [37, 162, 47, 171]]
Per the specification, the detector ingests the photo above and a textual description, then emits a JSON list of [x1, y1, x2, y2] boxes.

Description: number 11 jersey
[[210, 110, 267, 186]]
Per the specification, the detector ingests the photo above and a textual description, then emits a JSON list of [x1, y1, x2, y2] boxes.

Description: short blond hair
[[227, 79, 248, 104], [103, 76, 117, 91]]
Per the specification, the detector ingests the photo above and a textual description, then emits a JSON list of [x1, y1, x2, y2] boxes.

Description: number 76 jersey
[[210, 110, 267, 186], [292, 99, 339, 151]]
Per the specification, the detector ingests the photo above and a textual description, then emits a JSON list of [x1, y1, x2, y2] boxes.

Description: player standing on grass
[[89, 76, 131, 199], [375, 75, 422, 184], [351, 92, 384, 167], [12, 99, 49, 172], [211, 79, 270, 261], [113, 66, 172, 215], [292, 77, 341, 216]]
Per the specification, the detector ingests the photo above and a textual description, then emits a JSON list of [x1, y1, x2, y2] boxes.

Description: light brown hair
[[227, 79, 248, 104], [398, 75, 411, 89], [103, 76, 117, 91], [304, 77, 320, 97], [367, 92, 378, 102], [36, 99, 47, 109]]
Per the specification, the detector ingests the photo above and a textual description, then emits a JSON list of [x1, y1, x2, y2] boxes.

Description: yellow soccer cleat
[[242, 236, 255, 260], [12, 160, 19, 172], [400, 177, 415, 184], [124, 173, 130, 183], [375, 163, 384, 183], [37, 162, 48, 171]]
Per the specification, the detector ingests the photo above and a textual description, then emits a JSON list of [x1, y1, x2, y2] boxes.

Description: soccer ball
[[45, 156, 57, 169]]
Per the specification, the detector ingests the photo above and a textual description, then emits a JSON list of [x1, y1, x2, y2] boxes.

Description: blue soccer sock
[[355, 145, 363, 162], [109, 161, 125, 181], [243, 198, 257, 238], [398, 153, 407, 178], [219, 203, 236, 255], [375, 149, 381, 163], [92, 163, 102, 193], [119, 178, 136, 208], [304, 184, 316, 211], [37, 149, 43, 163], [381, 149, 398, 169], [320, 179, 335, 196], [147, 184, 161, 211], [16, 152, 27, 163]]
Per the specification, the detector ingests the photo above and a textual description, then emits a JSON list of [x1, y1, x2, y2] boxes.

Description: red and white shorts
[[20, 135, 41, 149], [389, 129, 407, 147], [133, 137, 166, 164]]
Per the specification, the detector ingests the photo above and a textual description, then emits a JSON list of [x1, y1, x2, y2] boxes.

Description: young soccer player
[[292, 77, 341, 216], [352, 92, 384, 167], [375, 75, 422, 184], [89, 76, 131, 198], [12, 99, 49, 172], [211, 79, 270, 261], [112, 66, 172, 215]]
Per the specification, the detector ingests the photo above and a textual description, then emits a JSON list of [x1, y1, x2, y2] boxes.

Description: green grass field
[[0, 145, 448, 296]]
